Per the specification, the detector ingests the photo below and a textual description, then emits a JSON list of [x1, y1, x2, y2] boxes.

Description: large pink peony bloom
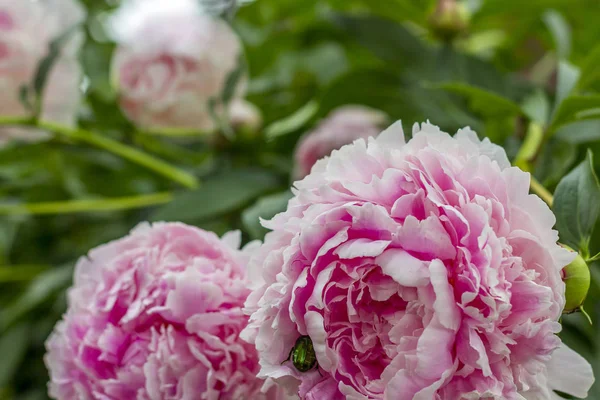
[[243, 121, 595, 399], [110, 0, 258, 133], [45, 222, 284, 400], [0, 0, 84, 145], [294, 106, 388, 179]]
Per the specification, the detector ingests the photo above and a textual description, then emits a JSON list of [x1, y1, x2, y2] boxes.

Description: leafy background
[[2, 0, 600, 398]]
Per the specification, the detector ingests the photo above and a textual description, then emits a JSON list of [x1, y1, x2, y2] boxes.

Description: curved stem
[[0, 192, 173, 215], [0, 117, 199, 189], [513, 122, 554, 207], [530, 176, 554, 207], [515, 122, 544, 166]]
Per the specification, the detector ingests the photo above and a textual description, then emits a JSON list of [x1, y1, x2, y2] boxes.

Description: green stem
[[530, 176, 554, 207], [0, 192, 173, 215], [513, 121, 554, 207], [515, 122, 544, 167], [139, 128, 209, 137], [0, 117, 199, 189], [587, 252, 600, 262]]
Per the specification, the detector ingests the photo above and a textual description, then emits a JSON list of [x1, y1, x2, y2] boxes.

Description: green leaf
[[265, 101, 319, 141], [432, 82, 523, 116], [477, 0, 572, 16], [0, 323, 30, 388], [550, 95, 600, 132], [353, 0, 428, 24], [554, 150, 600, 254], [1, 264, 73, 329], [461, 29, 507, 56], [0, 217, 23, 265], [534, 137, 577, 187], [15, 390, 47, 400], [317, 68, 479, 132], [482, 116, 517, 144], [521, 89, 551, 125], [242, 190, 293, 240], [410, 85, 482, 133], [542, 10, 571, 59], [431, 46, 521, 96], [318, 69, 405, 117], [0, 265, 49, 282], [151, 169, 280, 222], [330, 14, 522, 105], [554, 61, 580, 111], [556, 120, 600, 144], [331, 14, 432, 67], [577, 44, 600, 90], [82, 42, 116, 102]]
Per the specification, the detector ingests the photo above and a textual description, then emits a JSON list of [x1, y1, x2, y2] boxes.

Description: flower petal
[[547, 343, 594, 398]]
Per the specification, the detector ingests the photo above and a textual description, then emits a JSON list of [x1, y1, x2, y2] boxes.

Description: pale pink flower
[[110, 0, 257, 133], [294, 106, 388, 179], [45, 222, 285, 400], [0, 0, 84, 145], [243, 121, 595, 399]]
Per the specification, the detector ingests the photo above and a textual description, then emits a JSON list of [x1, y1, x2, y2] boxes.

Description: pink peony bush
[[110, 0, 259, 133], [294, 106, 388, 179], [45, 222, 284, 400], [0, 0, 84, 145], [243, 121, 595, 399]]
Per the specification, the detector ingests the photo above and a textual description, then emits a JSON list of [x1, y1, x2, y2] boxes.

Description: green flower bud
[[562, 247, 591, 314], [429, 0, 470, 42], [231, 100, 263, 136]]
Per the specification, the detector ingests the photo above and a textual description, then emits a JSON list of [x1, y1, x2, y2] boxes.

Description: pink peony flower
[[110, 0, 258, 133], [45, 222, 285, 400], [0, 0, 84, 145], [294, 106, 388, 179], [242, 121, 595, 399]]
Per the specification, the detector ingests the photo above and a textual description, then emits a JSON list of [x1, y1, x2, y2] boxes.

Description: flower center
[[322, 264, 411, 396]]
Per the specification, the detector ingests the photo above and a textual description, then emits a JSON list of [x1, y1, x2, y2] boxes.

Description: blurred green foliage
[[2, 0, 600, 398]]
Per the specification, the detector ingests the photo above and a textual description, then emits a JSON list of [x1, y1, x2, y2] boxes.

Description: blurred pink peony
[[243, 121, 594, 399], [45, 222, 285, 400], [0, 0, 84, 145], [110, 0, 259, 133], [294, 106, 388, 179]]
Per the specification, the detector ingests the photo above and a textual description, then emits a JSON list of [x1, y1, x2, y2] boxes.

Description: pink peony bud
[[0, 0, 84, 146], [293, 106, 388, 179], [45, 222, 287, 400], [243, 121, 595, 399], [109, 0, 247, 133]]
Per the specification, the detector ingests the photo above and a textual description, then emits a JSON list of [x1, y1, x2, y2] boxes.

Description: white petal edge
[[376, 120, 406, 149], [547, 343, 594, 399]]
